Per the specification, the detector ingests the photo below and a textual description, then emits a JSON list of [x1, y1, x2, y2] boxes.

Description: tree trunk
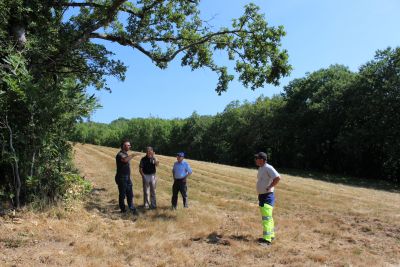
[[30, 150, 36, 177], [11, 24, 27, 48], [5, 116, 22, 209]]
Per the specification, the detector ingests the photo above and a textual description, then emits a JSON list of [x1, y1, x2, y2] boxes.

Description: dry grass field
[[1, 143, 399, 266]]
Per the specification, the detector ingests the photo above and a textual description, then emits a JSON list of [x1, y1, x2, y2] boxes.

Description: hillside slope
[[1, 143, 399, 266]]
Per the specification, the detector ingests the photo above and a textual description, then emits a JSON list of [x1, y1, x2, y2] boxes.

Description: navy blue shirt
[[116, 151, 130, 176], [139, 156, 157, 174]]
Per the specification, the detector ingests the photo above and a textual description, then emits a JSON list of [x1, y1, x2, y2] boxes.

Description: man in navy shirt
[[171, 152, 192, 209], [115, 140, 138, 214], [139, 146, 159, 209]]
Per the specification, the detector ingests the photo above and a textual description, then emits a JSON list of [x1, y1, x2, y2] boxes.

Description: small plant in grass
[[62, 172, 92, 209]]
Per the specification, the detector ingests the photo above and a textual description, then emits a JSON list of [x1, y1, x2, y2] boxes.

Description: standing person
[[115, 140, 137, 214], [139, 146, 159, 209], [254, 152, 281, 246], [171, 152, 192, 209]]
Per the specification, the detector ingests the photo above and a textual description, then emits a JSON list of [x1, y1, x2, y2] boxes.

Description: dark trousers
[[171, 179, 187, 207], [116, 175, 134, 211], [258, 192, 275, 207]]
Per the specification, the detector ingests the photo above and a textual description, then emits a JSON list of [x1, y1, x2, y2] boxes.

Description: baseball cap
[[176, 152, 185, 157], [254, 152, 267, 160]]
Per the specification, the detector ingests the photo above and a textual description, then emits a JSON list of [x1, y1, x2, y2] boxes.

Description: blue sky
[[87, 0, 400, 123]]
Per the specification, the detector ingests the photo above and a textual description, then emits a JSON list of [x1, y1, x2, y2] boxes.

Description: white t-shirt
[[256, 163, 280, 194]]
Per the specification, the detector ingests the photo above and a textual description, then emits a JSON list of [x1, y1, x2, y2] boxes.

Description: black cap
[[254, 152, 267, 160]]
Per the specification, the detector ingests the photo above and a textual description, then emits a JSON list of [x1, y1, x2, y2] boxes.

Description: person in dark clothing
[[115, 140, 138, 214], [139, 146, 159, 209], [171, 152, 192, 209]]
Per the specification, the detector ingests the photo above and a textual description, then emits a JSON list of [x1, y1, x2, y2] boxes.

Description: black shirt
[[116, 151, 130, 176], [139, 156, 157, 174]]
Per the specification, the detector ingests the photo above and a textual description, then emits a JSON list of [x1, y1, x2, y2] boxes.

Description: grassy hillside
[[1, 143, 399, 266]]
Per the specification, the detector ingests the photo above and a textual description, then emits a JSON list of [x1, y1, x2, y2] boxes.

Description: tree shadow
[[230, 234, 251, 242], [190, 232, 237, 246], [282, 168, 400, 193]]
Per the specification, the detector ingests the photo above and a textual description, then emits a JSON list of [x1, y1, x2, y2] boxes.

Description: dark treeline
[[72, 48, 400, 184]]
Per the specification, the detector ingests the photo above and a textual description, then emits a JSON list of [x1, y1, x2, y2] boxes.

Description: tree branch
[[76, 0, 128, 45], [90, 28, 253, 63], [51, 1, 140, 16]]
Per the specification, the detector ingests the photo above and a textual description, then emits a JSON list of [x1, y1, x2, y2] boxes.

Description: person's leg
[[180, 180, 188, 208], [258, 193, 275, 242], [118, 181, 126, 212], [117, 180, 126, 212], [126, 178, 135, 211], [171, 180, 179, 208], [142, 175, 150, 208], [149, 174, 157, 208], [260, 204, 274, 242]]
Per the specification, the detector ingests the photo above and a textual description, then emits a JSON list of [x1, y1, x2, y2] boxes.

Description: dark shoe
[[129, 207, 137, 215], [258, 238, 272, 246], [120, 209, 127, 213], [150, 206, 157, 210], [183, 205, 188, 208]]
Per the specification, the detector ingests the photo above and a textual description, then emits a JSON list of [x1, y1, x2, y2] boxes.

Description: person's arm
[[172, 163, 176, 179], [184, 162, 193, 179], [267, 176, 280, 191], [120, 153, 135, 163], [139, 158, 145, 177], [152, 152, 159, 167]]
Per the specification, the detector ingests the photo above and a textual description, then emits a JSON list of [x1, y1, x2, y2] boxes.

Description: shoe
[[171, 206, 177, 210], [130, 208, 137, 215], [150, 206, 157, 210], [258, 238, 272, 246], [120, 209, 127, 213]]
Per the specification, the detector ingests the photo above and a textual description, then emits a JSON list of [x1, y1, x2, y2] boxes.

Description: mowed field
[[1, 143, 400, 266]]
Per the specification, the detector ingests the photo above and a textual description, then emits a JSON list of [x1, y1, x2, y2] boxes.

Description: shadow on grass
[[84, 189, 177, 221], [190, 232, 253, 246], [282, 168, 399, 193]]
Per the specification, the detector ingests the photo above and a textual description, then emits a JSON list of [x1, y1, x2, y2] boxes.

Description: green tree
[[338, 48, 400, 181], [275, 65, 356, 170]]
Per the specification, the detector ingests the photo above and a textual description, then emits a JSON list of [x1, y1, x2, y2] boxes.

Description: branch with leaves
[[46, 0, 290, 93]]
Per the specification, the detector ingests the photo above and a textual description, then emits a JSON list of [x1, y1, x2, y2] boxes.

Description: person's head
[[121, 140, 131, 152], [254, 152, 267, 167], [176, 152, 185, 162], [146, 146, 154, 157]]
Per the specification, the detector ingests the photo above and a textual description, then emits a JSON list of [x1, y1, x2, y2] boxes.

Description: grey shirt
[[256, 163, 280, 194]]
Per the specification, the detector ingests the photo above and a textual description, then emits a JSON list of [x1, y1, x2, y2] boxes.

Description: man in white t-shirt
[[255, 152, 281, 246]]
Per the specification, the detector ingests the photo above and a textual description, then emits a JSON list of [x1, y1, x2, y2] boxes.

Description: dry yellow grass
[[1, 143, 399, 266]]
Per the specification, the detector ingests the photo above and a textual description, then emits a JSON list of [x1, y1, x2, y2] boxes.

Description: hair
[[146, 146, 153, 152], [120, 139, 130, 149]]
